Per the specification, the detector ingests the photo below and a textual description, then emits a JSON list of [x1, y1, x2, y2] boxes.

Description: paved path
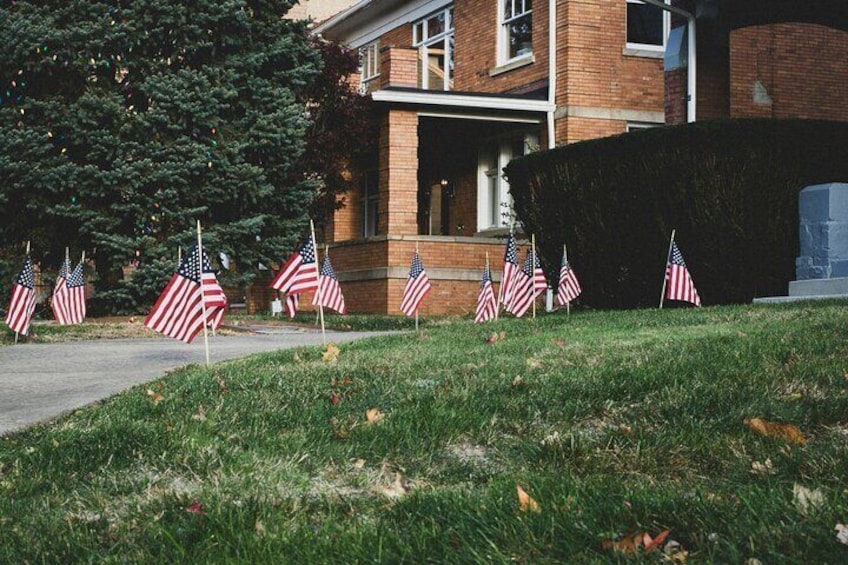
[[0, 327, 383, 436]]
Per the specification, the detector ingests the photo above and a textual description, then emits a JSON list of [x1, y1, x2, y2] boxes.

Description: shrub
[[505, 119, 848, 308]]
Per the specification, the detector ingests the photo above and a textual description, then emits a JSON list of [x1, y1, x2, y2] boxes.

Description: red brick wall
[[378, 110, 419, 236], [730, 23, 848, 121], [664, 67, 687, 124]]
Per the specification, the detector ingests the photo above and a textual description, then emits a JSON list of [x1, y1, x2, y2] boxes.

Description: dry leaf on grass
[[185, 502, 205, 515], [602, 530, 670, 555], [486, 331, 506, 344], [743, 417, 806, 445], [664, 539, 689, 562], [835, 523, 848, 545], [255, 519, 266, 537], [292, 351, 302, 363], [191, 404, 207, 422], [793, 483, 825, 515], [366, 408, 385, 424], [516, 484, 541, 514], [330, 390, 340, 405], [377, 472, 409, 499], [750, 458, 775, 476], [323, 343, 340, 363], [215, 374, 228, 392], [526, 357, 543, 369], [552, 339, 566, 348], [146, 388, 164, 405], [512, 376, 524, 387]]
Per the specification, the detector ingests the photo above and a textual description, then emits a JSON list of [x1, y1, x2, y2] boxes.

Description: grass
[[1, 300, 848, 562]]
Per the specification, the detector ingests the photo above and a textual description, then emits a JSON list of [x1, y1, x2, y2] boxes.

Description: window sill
[[489, 54, 535, 77], [622, 46, 664, 59]]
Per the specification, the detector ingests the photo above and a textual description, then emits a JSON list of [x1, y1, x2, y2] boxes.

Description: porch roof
[[371, 87, 554, 121]]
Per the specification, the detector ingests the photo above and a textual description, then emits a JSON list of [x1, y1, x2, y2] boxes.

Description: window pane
[[427, 12, 445, 38], [627, 2, 663, 46], [508, 14, 532, 58], [488, 175, 499, 227], [414, 22, 424, 44]]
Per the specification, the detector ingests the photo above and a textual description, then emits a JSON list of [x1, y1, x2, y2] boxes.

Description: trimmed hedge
[[505, 119, 848, 308]]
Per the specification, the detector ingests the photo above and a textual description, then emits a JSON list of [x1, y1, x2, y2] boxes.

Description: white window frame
[[413, 6, 454, 91], [625, 0, 670, 53], [626, 121, 661, 132], [498, 0, 533, 66], [476, 132, 539, 232], [359, 41, 380, 94]]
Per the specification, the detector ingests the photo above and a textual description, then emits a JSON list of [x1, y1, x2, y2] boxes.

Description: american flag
[[50, 257, 71, 323], [500, 233, 519, 309], [270, 234, 319, 295], [665, 241, 701, 306], [474, 264, 497, 323], [4, 255, 37, 335], [556, 253, 582, 306], [145, 245, 222, 343], [509, 251, 547, 318], [312, 256, 346, 315], [284, 293, 299, 318], [201, 251, 227, 330], [58, 261, 87, 325], [400, 252, 431, 317]]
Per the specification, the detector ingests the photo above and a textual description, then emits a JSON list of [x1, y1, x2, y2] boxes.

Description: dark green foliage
[[505, 119, 848, 308], [0, 1, 355, 313]]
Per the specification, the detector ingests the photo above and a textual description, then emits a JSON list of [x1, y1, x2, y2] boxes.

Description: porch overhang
[[371, 88, 553, 122]]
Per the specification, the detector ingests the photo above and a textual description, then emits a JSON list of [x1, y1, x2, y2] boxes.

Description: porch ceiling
[[371, 88, 552, 122]]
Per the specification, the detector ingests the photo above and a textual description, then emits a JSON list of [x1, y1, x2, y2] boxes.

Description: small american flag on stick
[[664, 240, 701, 307], [4, 255, 37, 336], [51, 257, 71, 323], [312, 256, 346, 315], [60, 261, 87, 325], [508, 250, 546, 318], [475, 263, 497, 323], [400, 252, 431, 317], [499, 232, 519, 310], [270, 234, 319, 295], [145, 245, 223, 343], [556, 250, 582, 306]]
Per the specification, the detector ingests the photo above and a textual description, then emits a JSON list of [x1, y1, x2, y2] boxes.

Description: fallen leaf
[[743, 417, 806, 445], [485, 331, 506, 344], [835, 523, 848, 545], [526, 357, 543, 369], [323, 343, 340, 363], [351, 458, 366, 469], [793, 483, 825, 515], [378, 472, 409, 499], [146, 388, 164, 405], [516, 484, 541, 513], [750, 458, 776, 476], [552, 339, 566, 348], [664, 539, 689, 562], [191, 404, 207, 422], [186, 502, 205, 515], [215, 374, 227, 392], [51, 439, 59, 448], [601, 534, 637, 554], [512, 376, 524, 387], [643, 529, 670, 553], [293, 351, 302, 363], [366, 408, 385, 424], [255, 519, 266, 537], [330, 390, 340, 405]]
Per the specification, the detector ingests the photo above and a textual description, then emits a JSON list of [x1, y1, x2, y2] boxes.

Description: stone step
[[788, 276, 848, 297]]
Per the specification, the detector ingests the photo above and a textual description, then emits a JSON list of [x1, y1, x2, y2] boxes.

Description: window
[[359, 41, 380, 94], [500, 0, 532, 64], [626, 0, 668, 51], [626, 122, 660, 132], [477, 133, 538, 232], [363, 171, 379, 237], [413, 7, 454, 91]]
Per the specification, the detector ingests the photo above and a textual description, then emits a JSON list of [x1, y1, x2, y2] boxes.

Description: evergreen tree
[[0, 1, 324, 313]]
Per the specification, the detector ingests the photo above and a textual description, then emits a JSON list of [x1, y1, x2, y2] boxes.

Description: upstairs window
[[359, 41, 380, 94], [626, 0, 668, 51], [362, 170, 379, 237], [500, 0, 532, 64], [413, 7, 454, 91]]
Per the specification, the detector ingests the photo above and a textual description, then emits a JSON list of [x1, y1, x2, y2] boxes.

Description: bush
[[505, 119, 848, 308]]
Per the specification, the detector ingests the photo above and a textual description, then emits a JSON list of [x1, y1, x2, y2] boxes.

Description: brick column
[[380, 46, 419, 89], [664, 68, 688, 125], [378, 109, 419, 235]]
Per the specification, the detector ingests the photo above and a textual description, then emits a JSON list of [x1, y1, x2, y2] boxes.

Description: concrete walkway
[[0, 327, 384, 436]]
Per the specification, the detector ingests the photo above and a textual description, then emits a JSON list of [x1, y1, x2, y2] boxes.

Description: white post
[[310, 220, 326, 345], [659, 229, 676, 309], [196, 221, 211, 366]]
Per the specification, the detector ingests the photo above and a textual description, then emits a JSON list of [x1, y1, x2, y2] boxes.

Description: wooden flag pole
[[65, 246, 70, 266], [659, 229, 676, 309], [196, 221, 211, 366], [178, 245, 182, 264], [310, 220, 326, 345], [531, 234, 537, 319], [564, 243, 570, 316]]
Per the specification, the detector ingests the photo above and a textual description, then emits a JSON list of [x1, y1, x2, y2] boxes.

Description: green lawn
[[2, 301, 848, 562]]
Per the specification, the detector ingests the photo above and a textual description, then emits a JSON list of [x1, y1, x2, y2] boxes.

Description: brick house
[[304, 0, 847, 316]]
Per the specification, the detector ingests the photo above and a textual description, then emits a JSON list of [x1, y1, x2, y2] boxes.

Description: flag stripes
[[665, 241, 701, 306], [475, 264, 497, 323], [60, 262, 87, 325], [400, 252, 431, 317], [4, 256, 36, 335], [556, 257, 582, 306], [313, 256, 346, 315], [51, 257, 71, 324]]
